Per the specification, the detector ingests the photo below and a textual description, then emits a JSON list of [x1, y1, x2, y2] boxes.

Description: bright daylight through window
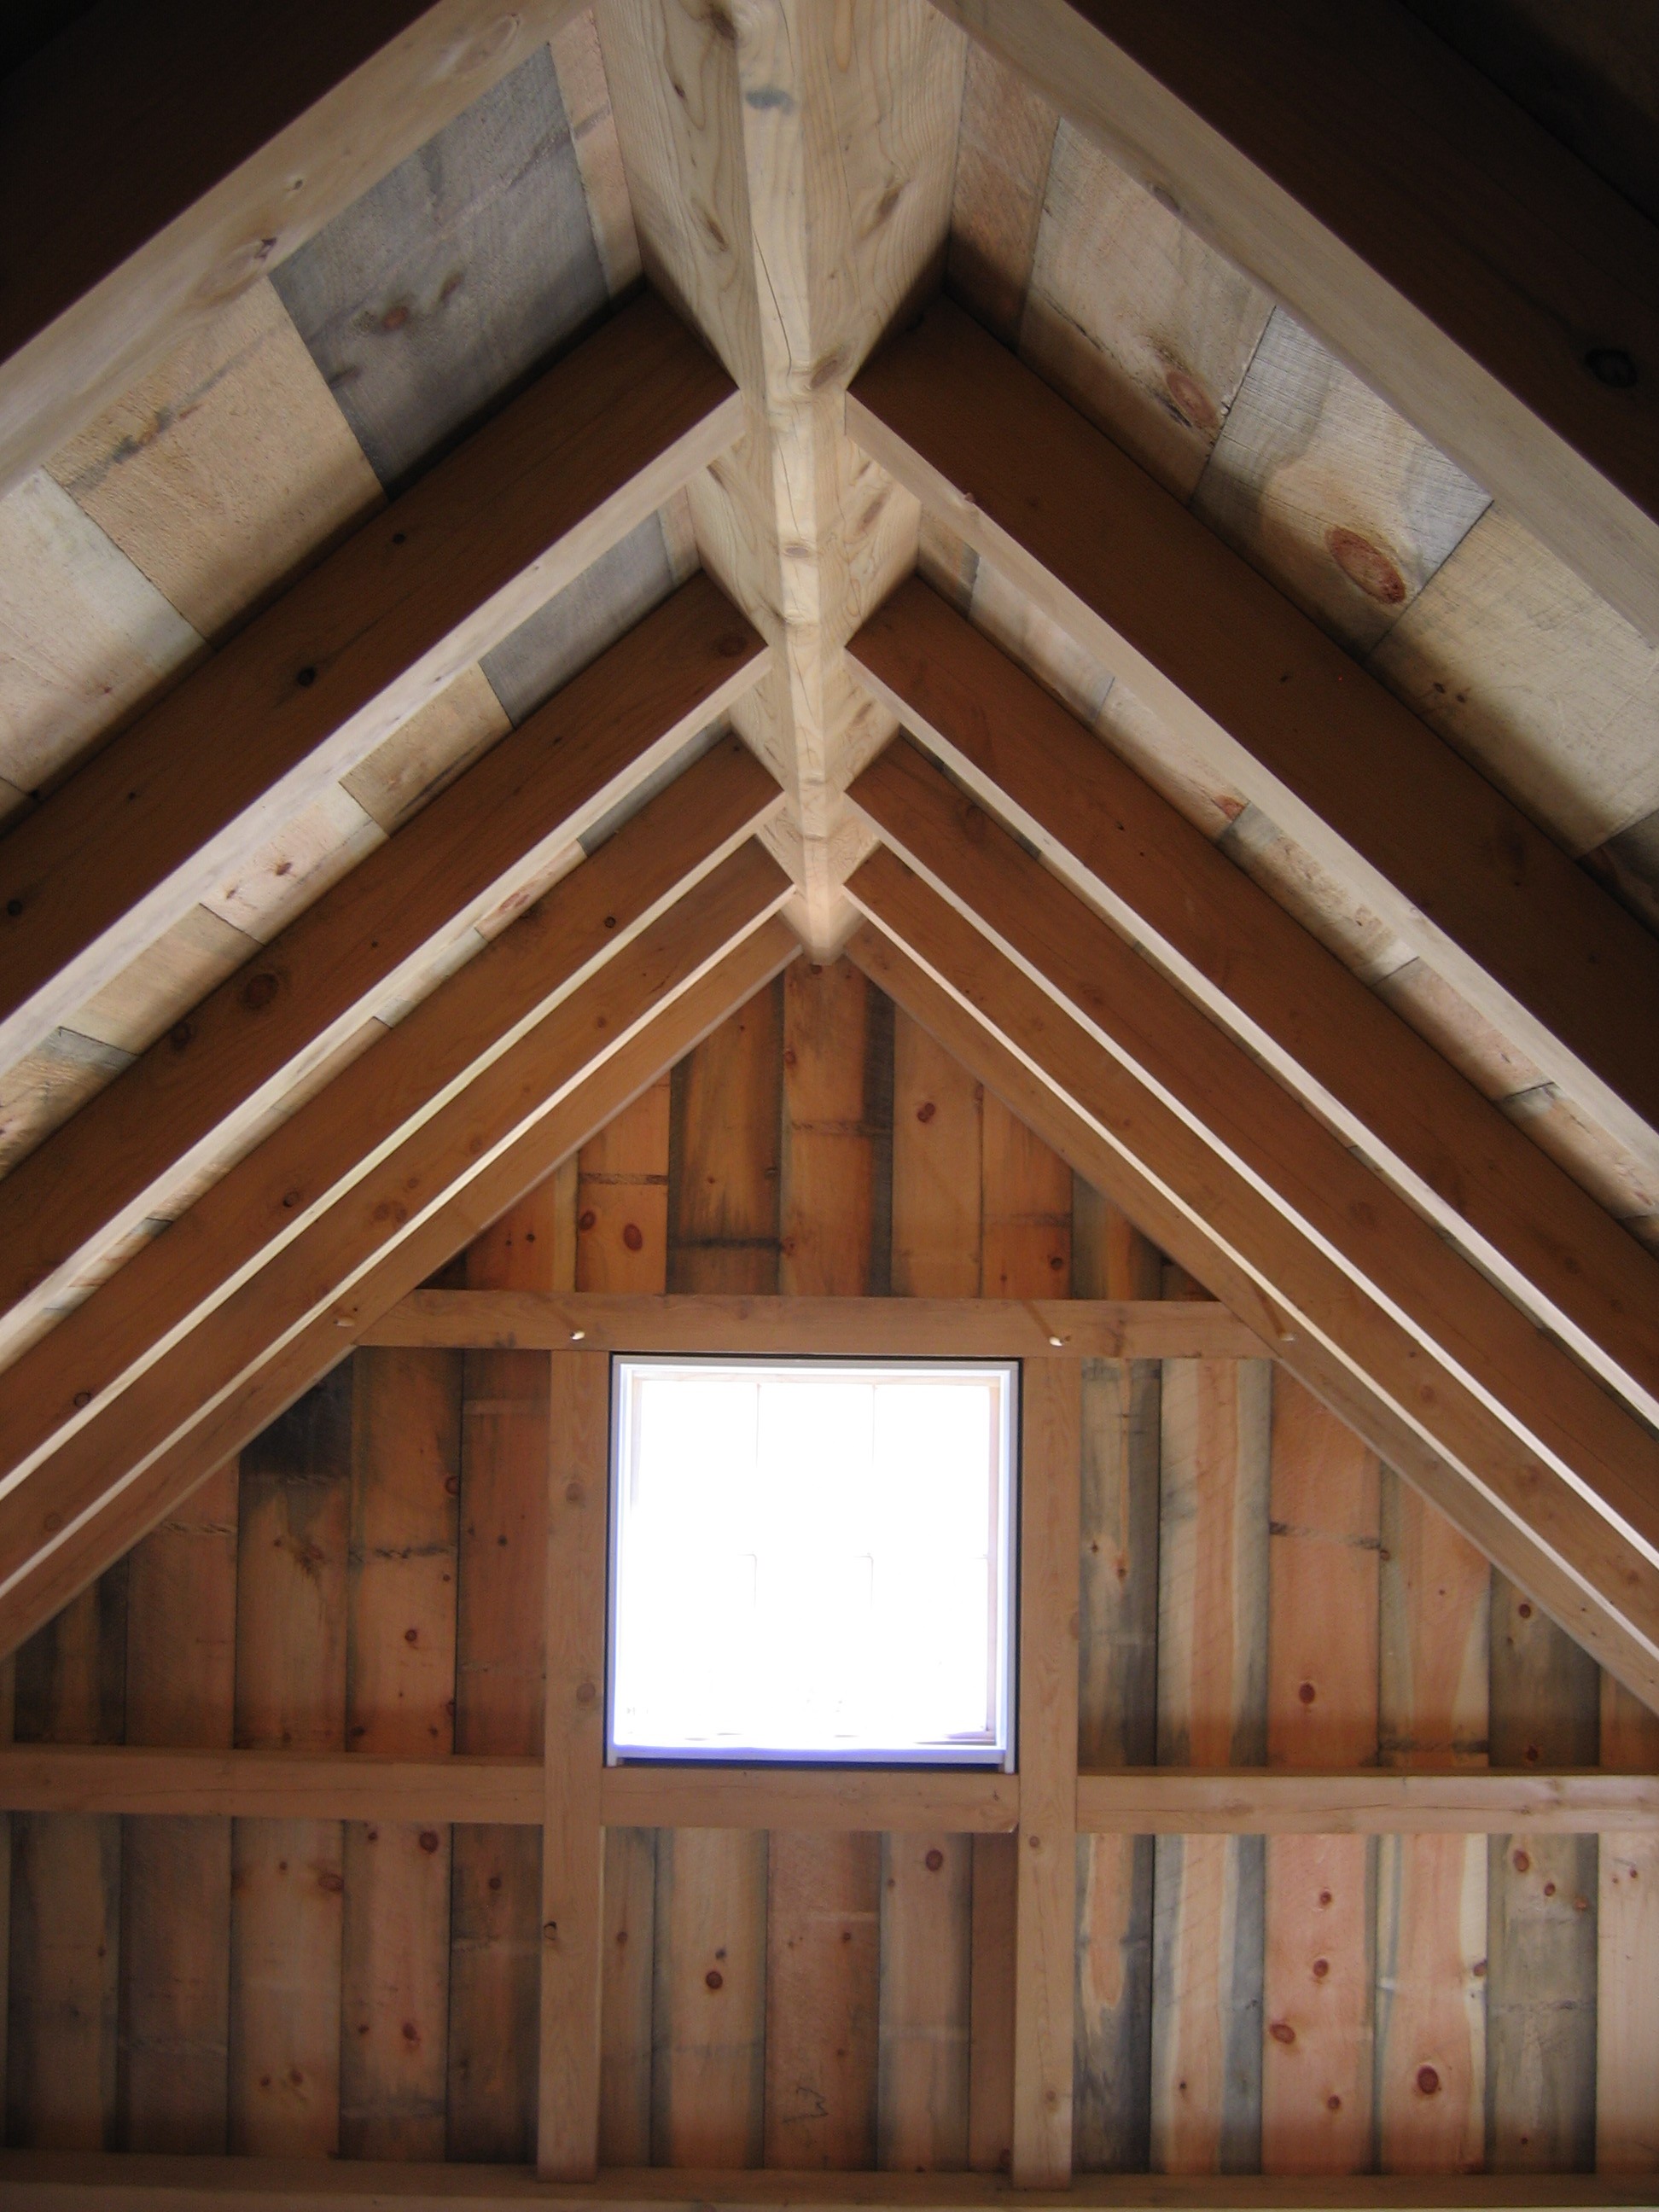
[[608, 1358, 1017, 1767]]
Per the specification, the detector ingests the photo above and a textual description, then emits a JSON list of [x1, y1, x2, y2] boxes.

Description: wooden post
[[1598, 1676, 1659, 2172], [538, 1351, 610, 2179], [1012, 1359, 1081, 2187]]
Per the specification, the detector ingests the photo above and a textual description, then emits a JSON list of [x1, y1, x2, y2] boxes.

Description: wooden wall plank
[[1012, 1360, 1082, 2186], [766, 959, 887, 2170], [891, 1012, 981, 1301], [119, 1463, 239, 2152], [1151, 1360, 1270, 2174], [1072, 1179, 1158, 2175], [538, 1352, 609, 2178], [1598, 1678, 1659, 2174], [654, 984, 782, 2166], [1487, 1581, 1600, 2171], [341, 1349, 462, 2160], [229, 1368, 352, 2157], [7, 1568, 126, 2150], [1375, 1476, 1490, 2174], [1261, 1380, 1380, 2174], [449, 1183, 562, 2164]]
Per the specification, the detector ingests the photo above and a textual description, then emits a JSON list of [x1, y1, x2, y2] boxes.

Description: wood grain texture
[[879, 1832, 974, 2172], [0, 292, 742, 1080], [229, 1368, 352, 2158], [341, 1350, 462, 2161], [119, 1461, 239, 2153], [946, 42, 1057, 344], [848, 297, 1659, 1186], [538, 1353, 609, 2178], [1261, 1380, 1379, 2176], [1598, 1678, 1659, 2174]]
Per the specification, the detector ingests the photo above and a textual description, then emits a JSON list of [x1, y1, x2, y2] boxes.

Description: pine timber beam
[[0, 290, 743, 1079], [926, 0, 1659, 646], [840, 902, 1659, 1710], [362, 1289, 1263, 1359], [596, 0, 964, 949], [0, 1, 592, 498], [852, 736, 1659, 1573], [850, 578, 1659, 1428], [847, 298, 1659, 1185], [0, 575, 768, 1364], [0, 740, 782, 1496], [1, 1744, 1651, 1836], [0, 854, 795, 1658]]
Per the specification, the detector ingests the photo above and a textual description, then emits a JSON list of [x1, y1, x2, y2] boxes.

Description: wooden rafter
[[849, 577, 1659, 1425], [841, 900, 1659, 1707], [928, 0, 1659, 645], [0, 0, 590, 498], [847, 297, 1659, 1182], [0, 290, 742, 1078], [0, 575, 768, 1360], [0, 868, 795, 1658]]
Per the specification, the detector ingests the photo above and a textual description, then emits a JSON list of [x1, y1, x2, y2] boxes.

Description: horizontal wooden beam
[[850, 742, 1659, 1566], [0, 918, 800, 1660], [847, 297, 1659, 1184], [0, 575, 767, 1361], [0, 850, 792, 1658], [928, 0, 1659, 643], [3, 1745, 1643, 1837], [0, 0, 587, 498], [1, 2156, 1650, 2209], [839, 904, 1659, 1710], [361, 1289, 1265, 1359], [0, 291, 742, 1079], [850, 577, 1659, 1428], [0, 743, 782, 1496]]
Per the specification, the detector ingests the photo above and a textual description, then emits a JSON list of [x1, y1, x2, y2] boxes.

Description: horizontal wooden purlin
[[0, 1, 588, 498], [850, 741, 1659, 1567], [360, 1289, 1265, 1359], [930, 0, 1659, 644], [0, 920, 801, 1662], [0, 743, 783, 1499], [0, 290, 744, 1080], [1075, 1768, 1659, 1837], [0, 576, 768, 1359], [839, 895, 1659, 1711], [1, 2163, 1651, 2212], [847, 297, 1659, 1181], [0, 848, 792, 1656], [849, 578, 1659, 1427], [4, 1745, 1644, 1837]]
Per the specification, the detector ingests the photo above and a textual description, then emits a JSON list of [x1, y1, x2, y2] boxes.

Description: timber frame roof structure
[[0, 0, 1656, 2201]]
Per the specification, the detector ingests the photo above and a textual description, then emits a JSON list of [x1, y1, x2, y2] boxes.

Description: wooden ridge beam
[[0, 741, 783, 1496], [3, 1745, 1645, 1838], [0, 852, 793, 1658], [0, 0, 590, 498], [361, 1289, 1264, 1359], [850, 740, 1659, 1567], [839, 899, 1659, 1708], [0, 290, 742, 1077], [847, 297, 1659, 1182], [926, 0, 1659, 644], [0, 575, 767, 1360], [849, 577, 1659, 1426]]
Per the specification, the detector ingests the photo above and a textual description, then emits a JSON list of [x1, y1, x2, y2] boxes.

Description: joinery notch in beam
[[849, 576, 1659, 1429], [0, 289, 743, 1079], [850, 736, 1659, 1575], [0, 916, 801, 1662], [0, 853, 793, 1662], [847, 296, 1659, 1180], [840, 868, 1659, 1710], [0, 575, 767, 1362], [0, 1, 591, 497]]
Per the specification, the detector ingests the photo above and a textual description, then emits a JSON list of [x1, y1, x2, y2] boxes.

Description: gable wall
[[3, 957, 1654, 2174]]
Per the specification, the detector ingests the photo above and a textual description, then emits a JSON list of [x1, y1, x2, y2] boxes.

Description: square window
[[607, 1357, 1018, 1767]]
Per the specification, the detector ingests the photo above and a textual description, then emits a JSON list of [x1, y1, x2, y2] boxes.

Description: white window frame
[[605, 1354, 1019, 1771]]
